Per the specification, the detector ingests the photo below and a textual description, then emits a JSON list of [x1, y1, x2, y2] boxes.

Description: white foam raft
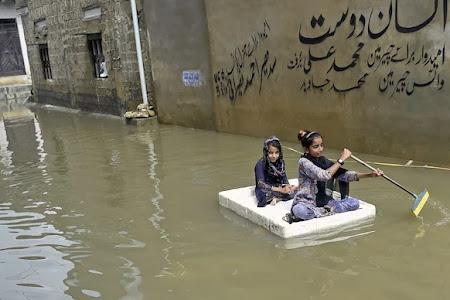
[[219, 179, 376, 239]]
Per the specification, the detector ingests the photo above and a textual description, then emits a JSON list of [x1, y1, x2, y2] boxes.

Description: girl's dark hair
[[266, 139, 281, 151], [297, 130, 322, 148]]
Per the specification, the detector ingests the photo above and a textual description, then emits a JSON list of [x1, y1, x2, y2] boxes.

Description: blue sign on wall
[[183, 70, 201, 87]]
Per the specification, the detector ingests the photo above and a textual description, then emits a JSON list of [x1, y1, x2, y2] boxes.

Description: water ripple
[[0, 206, 76, 299]]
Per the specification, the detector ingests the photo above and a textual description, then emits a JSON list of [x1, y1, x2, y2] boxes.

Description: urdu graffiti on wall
[[289, 0, 447, 98], [371, 44, 445, 98], [213, 21, 276, 101]]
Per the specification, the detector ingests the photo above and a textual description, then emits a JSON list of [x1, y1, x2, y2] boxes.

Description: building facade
[[17, 0, 450, 165], [19, 0, 153, 115], [143, 0, 450, 165]]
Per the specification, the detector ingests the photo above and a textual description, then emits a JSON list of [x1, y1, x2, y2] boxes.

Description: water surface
[[0, 102, 448, 299]]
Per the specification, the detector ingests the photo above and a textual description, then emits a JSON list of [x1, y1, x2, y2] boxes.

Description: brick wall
[[20, 0, 154, 115]]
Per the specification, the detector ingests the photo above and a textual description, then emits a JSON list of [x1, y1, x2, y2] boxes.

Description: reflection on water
[[0, 205, 75, 299], [0, 119, 12, 170], [145, 133, 175, 275], [219, 205, 376, 249], [0, 102, 449, 299], [0, 106, 77, 299], [278, 222, 376, 250]]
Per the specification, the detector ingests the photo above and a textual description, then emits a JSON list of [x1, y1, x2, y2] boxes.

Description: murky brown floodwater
[[0, 101, 449, 300]]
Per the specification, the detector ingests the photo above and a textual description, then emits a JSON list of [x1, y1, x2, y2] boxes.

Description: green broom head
[[411, 190, 429, 216]]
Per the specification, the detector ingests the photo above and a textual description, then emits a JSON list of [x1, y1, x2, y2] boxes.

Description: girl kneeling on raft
[[255, 136, 298, 207], [291, 130, 383, 220]]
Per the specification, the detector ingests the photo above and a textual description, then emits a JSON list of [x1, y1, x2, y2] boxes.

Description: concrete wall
[[201, 0, 449, 165], [143, 0, 216, 130], [0, 0, 16, 19], [18, 0, 449, 164], [16, 9, 31, 77], [20, 0, 154, 116]]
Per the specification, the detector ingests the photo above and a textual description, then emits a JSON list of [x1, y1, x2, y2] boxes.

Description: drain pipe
[[130, 0, 148, 106]]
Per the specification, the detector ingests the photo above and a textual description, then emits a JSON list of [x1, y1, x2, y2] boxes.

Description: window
[[39, 44, 52, 79], [34, 18, 47, 28], [82, 6, 102, 21], [87, 33, 107, 78]]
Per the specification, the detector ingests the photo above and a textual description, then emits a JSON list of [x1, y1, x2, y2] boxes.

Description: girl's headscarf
[[263, 136, 285, 178]]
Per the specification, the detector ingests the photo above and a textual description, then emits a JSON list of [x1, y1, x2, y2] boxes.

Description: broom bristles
[[411, 190, 429, 216]]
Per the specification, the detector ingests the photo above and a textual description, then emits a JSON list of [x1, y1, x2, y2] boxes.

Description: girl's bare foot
[[270, 198, 281, 205]]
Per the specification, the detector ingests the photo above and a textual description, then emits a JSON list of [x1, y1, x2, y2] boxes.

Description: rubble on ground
[[124, 103, 156, 118]]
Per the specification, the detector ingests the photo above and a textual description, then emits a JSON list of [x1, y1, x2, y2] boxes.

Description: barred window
[[88, 33, 107, 78], [39, 44, 52, 79]]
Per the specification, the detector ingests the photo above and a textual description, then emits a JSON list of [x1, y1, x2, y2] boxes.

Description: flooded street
[[0, 102, 449, 300]]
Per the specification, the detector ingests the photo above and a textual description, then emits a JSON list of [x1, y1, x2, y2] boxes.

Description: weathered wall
[[143, 0, 216, 130], [205, 0, 450, 165], [20, 0, 154, 116], [18, 0, 449, 164], [0, 0, 16, 19]]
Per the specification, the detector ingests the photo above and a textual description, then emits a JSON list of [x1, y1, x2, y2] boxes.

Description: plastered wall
[[143, 0, 216, 130], [204, 0, 449, 165]]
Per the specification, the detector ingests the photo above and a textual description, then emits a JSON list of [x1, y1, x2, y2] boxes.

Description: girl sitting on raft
[[255, 136, 297, 207], [290, 130, 383, 221]]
